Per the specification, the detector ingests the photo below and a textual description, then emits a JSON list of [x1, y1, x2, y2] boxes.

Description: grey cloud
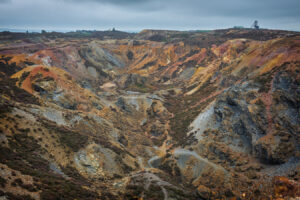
[[0, 0, 11, 3], [64, 0, 150, 5], [0, 0, 299, 31], [62, 0, 164, 11], [163, 0, 300, 19]]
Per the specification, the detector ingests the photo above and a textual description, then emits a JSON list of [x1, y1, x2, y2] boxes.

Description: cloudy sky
[[0, 0, 299, 32]]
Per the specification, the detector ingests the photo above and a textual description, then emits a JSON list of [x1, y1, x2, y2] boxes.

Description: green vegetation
[[127, 83, 153, 93], [0, 132, 99, 200], [148, 34, 167, 42], [0, 190, 35, 200], [141, 60, 157, 70], [166, 81, 217, 146], [127, 50, 134, 60], [0, 56, 20, 76], [40, 120, 88, 152], [19, 71, 30, 86], [0, 78, 40, 105], [0, 176, 7, 188]]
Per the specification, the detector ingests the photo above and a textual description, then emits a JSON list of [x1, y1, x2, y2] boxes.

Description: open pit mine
[[0, 29, 299, 199]]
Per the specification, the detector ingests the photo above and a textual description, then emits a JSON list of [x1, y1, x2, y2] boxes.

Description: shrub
[[0, 176, 7, 188]]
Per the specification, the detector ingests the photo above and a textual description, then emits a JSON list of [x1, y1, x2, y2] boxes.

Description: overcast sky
[[0, 0, 299, 32]]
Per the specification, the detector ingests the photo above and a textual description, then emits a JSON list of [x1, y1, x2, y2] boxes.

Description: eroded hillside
[[0, 29, 299, 200]]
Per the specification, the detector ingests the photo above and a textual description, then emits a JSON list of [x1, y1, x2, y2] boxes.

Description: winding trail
[[130, 172, 174, 200]]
